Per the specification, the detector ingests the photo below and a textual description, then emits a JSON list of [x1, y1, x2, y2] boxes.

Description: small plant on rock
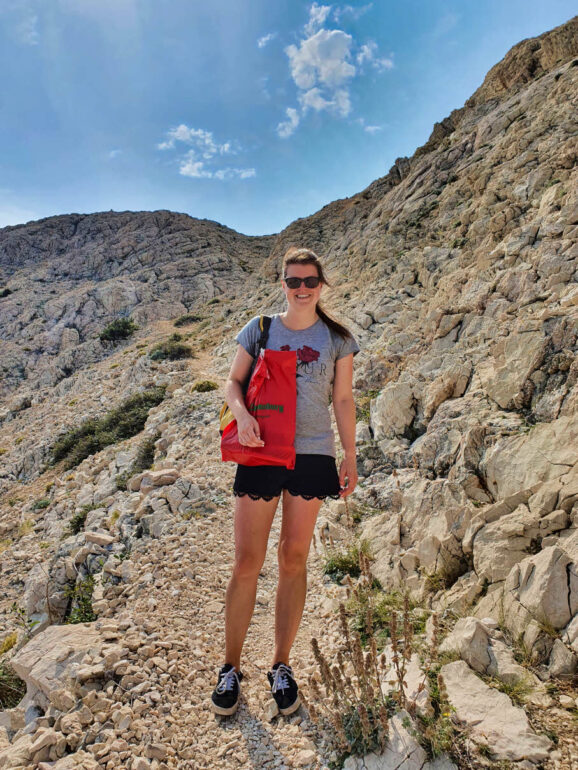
[[192, 380, 218, 392], [175, 314, 203, 326], [0, 632, 18, 655], [149, 338, 193, 361], [64, 575, 97, 624], [66, 504, 94, 535], [9, 603, 39, 639], [17, 519, 35, 537], [32, 498, 50, 510], [322, 539, 373, 583], [116, 431, 160, 490]]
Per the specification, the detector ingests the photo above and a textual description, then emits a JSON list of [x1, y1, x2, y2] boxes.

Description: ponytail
[[316, 303, 352, 340]]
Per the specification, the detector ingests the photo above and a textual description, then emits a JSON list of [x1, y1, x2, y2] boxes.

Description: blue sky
[[0, 1, 576, 235]]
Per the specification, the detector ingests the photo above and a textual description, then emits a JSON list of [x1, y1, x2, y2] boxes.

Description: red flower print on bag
[[297, 345, 320, 364]]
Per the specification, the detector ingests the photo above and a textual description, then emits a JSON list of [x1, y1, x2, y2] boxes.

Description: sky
[[0, 1, 576, 236]]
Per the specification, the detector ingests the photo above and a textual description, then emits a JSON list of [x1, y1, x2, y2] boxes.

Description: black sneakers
[[211, 663, 243, 716], [267, 662, 300, 715]]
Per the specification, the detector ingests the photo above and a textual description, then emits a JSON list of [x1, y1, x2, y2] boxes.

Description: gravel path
[[121, 494, 344, 770]]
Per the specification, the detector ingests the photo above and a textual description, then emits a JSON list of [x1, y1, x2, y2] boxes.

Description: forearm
[[333, 397, 356, 456], [224, 379, 251, 421]]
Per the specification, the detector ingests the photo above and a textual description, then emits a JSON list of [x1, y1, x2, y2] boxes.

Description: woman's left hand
[[338, 454, 358, 498]]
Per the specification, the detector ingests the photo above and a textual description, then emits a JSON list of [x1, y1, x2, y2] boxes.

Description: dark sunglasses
[[284, 276, 321, 289]]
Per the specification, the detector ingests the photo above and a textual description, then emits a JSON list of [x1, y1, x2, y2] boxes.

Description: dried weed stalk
[[308, 549, 421, 757]]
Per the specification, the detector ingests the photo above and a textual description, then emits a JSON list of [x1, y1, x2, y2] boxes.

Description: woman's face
[[282, 263, 323, 311]]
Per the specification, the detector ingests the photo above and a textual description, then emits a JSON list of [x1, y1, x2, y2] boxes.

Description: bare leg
[[273, 492, 323, 666], [224, 494, 279, 671]]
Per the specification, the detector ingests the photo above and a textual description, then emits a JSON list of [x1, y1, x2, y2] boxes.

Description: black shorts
[[233, 454, 341, 501]]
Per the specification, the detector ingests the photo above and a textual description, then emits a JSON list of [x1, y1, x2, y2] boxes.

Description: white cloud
[[357, 41, 394, 71], [299, 87, 332, 113], [277, 3, 392, 137], [356, 117, 384, 133], [180, 157, 213, 178], [214, 168, 256, 180], [108, 149, 122, 159], [333, 3, 373, 22], [158, 125, 254, 181], [179, 155, 255, 180], [257, 32, 277, 48], [157, 125, 230, 157], [287, 29, 355, 91], [276, 107, 300, 139], [304, 2, 331, 36], [300, 86, 350, 117]]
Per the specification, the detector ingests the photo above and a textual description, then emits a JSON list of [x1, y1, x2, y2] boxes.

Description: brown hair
[[282, 247, 352, 339]]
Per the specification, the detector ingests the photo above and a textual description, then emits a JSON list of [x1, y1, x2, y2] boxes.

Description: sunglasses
[[284, 276, 321, 289]]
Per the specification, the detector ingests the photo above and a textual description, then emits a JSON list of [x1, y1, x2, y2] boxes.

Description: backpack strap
[[255, 315, 272, 357]]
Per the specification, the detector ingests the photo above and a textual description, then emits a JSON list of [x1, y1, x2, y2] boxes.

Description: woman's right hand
[[237, 412, 265, 447]]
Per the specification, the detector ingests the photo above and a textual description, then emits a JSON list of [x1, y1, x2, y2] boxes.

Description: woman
[[211, 247, 359, 716]]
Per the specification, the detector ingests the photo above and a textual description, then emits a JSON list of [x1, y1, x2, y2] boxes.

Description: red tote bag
[[221, 349, 297, 469]]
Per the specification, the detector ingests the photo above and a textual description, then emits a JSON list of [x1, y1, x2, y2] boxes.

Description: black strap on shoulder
[[255, 315, 272, 357]]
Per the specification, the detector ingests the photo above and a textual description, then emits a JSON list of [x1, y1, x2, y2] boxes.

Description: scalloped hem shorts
[[233, 454, 341, 501]]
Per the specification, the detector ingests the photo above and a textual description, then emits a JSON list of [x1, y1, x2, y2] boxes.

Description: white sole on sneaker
[[211, 699, 240, 716], [278, 694, 300, 716]]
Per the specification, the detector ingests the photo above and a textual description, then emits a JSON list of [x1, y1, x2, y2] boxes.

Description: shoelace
[[216, 667, 239, 694], [271, 664, 293, 693]]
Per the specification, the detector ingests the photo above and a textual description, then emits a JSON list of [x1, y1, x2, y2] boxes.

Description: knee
[[278, 540, 309, 576], [233, 550, 264, 580]]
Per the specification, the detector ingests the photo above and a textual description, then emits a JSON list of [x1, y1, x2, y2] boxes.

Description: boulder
[[481, 413, 578, 501], [9, 624, 101, 710], [440, 661, 551, 762], [370, 381, 416, 441], [477, 324, 544, 409], [128, 468, 180, 493], [439, 617, 491, 672]]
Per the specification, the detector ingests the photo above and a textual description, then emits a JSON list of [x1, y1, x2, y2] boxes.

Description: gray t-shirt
[[236, 314, 360, 457]]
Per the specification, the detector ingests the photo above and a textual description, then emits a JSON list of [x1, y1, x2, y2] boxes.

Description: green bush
[[356, 389, 379, 422], [64, 575, 96, 623], [347, 587, 427, 643], [32, 498, 50, 510], [192, 380, 218, 392], [66, 504, 95, 535], [99, 317, 139, 342], [323, 540, 372, 583], [174, 314, 203, 327], [115, 432, 160, 490], [149, 340, 193, 361], [51, 386, 166, 469]]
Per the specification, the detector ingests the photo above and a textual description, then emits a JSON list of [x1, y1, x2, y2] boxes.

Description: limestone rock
[[9, 624, 102, 710], [440, 661, 551, 762], [343, 711, 456, 770], [481, 414, 578, 501], [439, 617, 491, 671], [370, 381, 416, 441]]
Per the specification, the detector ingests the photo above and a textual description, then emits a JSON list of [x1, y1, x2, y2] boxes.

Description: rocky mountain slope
[[0, 14, 577, 770]]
